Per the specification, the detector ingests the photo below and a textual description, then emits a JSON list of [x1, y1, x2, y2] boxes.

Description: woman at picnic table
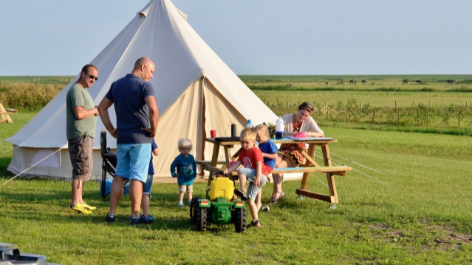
[[271, 101, 324, 204]]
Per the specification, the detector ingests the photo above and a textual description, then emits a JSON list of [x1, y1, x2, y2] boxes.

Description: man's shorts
[[68, 134, 94, 181], [179, 185, 193, 193], [143, 174, 153, 196], [238, 168, 267, 201], [115, 143, 151, 183]]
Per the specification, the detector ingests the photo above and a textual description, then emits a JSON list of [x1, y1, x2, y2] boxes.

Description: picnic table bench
[[196, 137, 351, 207]]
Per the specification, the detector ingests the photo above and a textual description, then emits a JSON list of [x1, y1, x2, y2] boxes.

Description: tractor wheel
[[235, 207, 247, 233], [189, 197, 200, 224], [196, 207, 207, 231]]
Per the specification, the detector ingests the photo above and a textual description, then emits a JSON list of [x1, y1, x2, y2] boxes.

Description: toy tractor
[[190, 172, 247, 233]]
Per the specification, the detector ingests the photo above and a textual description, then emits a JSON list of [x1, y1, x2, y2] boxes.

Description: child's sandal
[[250, 220, 261, 228]]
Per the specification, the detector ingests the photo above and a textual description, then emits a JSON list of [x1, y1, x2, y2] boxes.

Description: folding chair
[[100, 131, 129, 200]]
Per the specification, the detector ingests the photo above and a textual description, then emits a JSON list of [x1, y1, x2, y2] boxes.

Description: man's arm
[[73, 106, 99, 120], [98, 97, 118, 138], [142, 95, 159, 138]]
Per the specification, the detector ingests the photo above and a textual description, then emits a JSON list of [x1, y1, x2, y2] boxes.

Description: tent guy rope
[[0, 148, 63, 189]]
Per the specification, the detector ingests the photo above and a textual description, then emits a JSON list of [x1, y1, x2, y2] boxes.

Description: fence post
[[428, 101, 431, 124], [372, 109, 376, 123], [395, 101, 399, 124], [360, 102, 363, 112]]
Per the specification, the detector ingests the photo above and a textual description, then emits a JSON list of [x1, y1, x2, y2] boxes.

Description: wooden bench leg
[[300, 172, 310, 190], [326, 173, 338, 204]]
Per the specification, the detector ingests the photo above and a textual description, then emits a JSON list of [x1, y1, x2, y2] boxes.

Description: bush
[[0, 81, 63, 111]]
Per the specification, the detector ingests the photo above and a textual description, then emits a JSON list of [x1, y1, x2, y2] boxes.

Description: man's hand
[[141, 127, 156, 138], [110, 128, 118, 139], [94, 106, 100, 116], [223, 170, 228, 176]]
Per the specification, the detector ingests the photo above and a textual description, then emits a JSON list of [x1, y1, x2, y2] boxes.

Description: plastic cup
[[210, 130, 216, 138]]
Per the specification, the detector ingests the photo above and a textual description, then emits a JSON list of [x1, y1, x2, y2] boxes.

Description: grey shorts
[[179, 185, 193, 193], [68, 134, 93, 181], [238, 168, 267, 201]]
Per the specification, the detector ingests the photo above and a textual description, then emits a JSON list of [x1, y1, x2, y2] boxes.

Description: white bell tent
[[7, 0, 277, 179]]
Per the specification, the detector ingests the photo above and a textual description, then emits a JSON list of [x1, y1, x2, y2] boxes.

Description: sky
[[0, 0, 471, 76]]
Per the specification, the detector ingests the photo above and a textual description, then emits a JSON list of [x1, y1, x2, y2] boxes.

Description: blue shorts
[[115, 143, 151, 183], [143, 174, 153, 196], [238, 168, 267, 201]]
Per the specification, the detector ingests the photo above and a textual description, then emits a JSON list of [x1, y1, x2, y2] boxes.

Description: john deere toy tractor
[[190, 173, 247, 233]]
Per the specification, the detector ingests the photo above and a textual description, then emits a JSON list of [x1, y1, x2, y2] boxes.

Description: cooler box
[[100, 179, 130, 198]]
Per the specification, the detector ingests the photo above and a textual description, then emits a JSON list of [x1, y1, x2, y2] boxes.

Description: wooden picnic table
[[196, 137, 351, 208]]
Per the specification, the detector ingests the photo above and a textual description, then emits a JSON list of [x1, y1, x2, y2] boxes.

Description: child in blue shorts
[[170, 138, 197, 207], [141, 138, 159, 223]]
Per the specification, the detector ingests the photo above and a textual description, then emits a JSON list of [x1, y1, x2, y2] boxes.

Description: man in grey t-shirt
[[66, 64, 99, 214]]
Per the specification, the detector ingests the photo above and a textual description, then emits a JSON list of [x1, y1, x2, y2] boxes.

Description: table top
[[205, 137, 337, 145]]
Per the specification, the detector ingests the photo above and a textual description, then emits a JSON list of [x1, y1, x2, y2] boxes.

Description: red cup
[[210, 130, 216, 138]]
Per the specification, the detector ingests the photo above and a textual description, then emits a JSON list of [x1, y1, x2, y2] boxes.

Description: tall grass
[[0, 81, 63, 111]]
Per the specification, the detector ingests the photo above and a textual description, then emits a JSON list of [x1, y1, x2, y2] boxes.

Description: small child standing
[[170, 138, 197, 207], [141, 138, 159, 223], [224, 128, 270, 228]]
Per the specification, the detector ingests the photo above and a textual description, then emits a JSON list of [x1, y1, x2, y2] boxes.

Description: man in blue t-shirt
[[98, 57, 159, 224]]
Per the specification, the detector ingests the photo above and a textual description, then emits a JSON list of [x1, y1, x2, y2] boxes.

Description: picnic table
[[196, 137, 351, 208]]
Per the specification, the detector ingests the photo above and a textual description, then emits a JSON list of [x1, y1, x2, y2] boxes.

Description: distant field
[[0, 76, 74, 84], [1, 75, 471, 135], [241, 75, 472, 95]]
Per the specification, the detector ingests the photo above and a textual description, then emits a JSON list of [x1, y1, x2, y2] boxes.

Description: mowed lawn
[[1, 113, 471, 264]]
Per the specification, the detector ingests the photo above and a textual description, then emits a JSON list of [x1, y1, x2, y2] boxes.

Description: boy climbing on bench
[[224, 128, 270, 228]]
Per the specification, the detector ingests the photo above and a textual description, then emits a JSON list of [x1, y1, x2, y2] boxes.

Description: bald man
[[99, 57, 159, 224]]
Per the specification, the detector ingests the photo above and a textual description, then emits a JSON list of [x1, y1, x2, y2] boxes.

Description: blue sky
[[0, 0, 471, 76]]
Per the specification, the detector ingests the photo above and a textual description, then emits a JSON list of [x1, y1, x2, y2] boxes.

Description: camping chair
[[100, 131, 129, 200]]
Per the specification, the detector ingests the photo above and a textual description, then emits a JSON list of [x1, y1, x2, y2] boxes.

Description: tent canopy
[[7, 0, 277, 178]]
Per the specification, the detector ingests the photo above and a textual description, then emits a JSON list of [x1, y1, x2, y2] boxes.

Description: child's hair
[[255, 124, 269, 136], [178, 138, 193, 150], [240, 128, 257, 142]]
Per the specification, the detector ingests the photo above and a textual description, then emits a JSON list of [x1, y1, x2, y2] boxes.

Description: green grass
[[1, 112, 472, 264]]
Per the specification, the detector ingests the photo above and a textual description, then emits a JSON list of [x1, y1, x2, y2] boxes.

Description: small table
[[197, 137, 351, 207]]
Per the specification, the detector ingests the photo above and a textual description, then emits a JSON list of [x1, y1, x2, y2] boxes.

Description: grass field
[[1, 111, 472, 264]]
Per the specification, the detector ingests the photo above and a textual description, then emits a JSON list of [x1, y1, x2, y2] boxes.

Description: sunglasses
[[86, 73, 98, 81]]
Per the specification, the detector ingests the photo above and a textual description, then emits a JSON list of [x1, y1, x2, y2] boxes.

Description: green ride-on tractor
[[190, 172, 247, 233]]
